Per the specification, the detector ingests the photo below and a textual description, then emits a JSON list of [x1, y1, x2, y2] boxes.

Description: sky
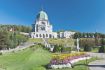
[[0, 0, 105, 33]]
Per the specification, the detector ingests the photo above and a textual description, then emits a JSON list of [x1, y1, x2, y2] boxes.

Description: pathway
[[0, 42, 35, 54], [88, 52, 105, 70]]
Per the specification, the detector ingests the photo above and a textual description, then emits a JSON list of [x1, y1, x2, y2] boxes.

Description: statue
[[77, 38, 80, 52]]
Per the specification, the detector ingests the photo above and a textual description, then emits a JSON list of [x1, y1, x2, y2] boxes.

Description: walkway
[[0, 42, 35, 54], [88, 52, 105, 70]]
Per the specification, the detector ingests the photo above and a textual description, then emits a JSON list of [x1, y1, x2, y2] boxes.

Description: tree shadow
[[73, 63, 105, 68], [42, 63, 105, 70], [42, 64, 51, 70], [88, 65, 105, 68]]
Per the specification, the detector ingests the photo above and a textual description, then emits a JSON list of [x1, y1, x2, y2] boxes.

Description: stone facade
[[59, 31, 75, 38], [31, 10, 57, 38]]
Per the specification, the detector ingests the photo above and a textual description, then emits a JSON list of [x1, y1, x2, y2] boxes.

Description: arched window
[[40, 34, 42, 37], [49, 34, 52, 38], [43, 34, 45, 38], [36, 34, 38, 37], [53, 36, 54, 38], [42, 22, 45, 25], [46, 34, 48, 37]]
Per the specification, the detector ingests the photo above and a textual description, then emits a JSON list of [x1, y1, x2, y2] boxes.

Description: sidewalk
[[89, 60, 105, 70], [0, 42, 35, 54], [88, 52, 105, 70]]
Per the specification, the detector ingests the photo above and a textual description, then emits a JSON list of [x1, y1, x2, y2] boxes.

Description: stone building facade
[[31, 10, 57, 38]]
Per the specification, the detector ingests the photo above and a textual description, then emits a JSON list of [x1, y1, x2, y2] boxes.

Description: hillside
[[0, 45, 51, 70], [28, 38, 75, 47]]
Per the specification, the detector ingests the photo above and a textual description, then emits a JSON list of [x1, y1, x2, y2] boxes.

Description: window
[[46, 34, 48, 37], [49, 34, 52, 38], [42, 22, 45, 25], [40, 34, 42, 37], [36, 34, 38, 37], [43, 34, 45, 38]]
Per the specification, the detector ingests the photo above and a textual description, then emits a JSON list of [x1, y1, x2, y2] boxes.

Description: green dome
[[37, 11, 48, 20]]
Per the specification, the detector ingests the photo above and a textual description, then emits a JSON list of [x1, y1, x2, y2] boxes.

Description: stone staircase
[[42, 38, 54, 51]]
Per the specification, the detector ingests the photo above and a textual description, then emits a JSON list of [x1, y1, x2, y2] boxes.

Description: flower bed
[[48, 52, 91, 69]]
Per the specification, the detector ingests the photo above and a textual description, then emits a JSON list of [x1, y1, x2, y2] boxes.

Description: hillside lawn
[[0, 44, 98, 70], [0, 45, 51, 70], [28, 38, 75, 47]]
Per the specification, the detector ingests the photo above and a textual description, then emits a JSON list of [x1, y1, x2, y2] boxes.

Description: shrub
[[53, 45, 62, 52], [0, 52, 2, 55], [12, 51, 15, 53], [30, 45, 35, 48], [79, 38, 95, 52], [84, 44, 92, 52], [99, 46, 105, 53], [98, 39, 105, 53], [61, 47, 71, 53]]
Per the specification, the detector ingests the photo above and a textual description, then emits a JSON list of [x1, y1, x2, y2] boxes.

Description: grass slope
[[29, 38, 75, 47], [0, 45, 51, 70], [0, 44, 98, 70]]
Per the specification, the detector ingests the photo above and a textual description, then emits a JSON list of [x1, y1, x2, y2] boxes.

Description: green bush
[[53, 45, 62, 52], [99, 46, 105, 53], [61, 47, 71, 53], [84, 44, 92, 52], [98, 39, 105, 53], [30, 45, 35, 48], [0, 31, 28, 50], [79, 38, 95, 52], [0, 52, 2, 55], [53, 45, 71, 53]]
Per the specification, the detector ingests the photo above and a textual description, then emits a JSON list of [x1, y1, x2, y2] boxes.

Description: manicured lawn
[[0, 45, 51, 70], [48, 38, 75, 46], [91, 47, 99, 53], [28, 38, 75, 47], [0, 44, 98, 70], [28, 38, 43, 43]]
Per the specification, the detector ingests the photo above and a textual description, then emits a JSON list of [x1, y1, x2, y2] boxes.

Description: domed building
[[31, 10, 57, 38]]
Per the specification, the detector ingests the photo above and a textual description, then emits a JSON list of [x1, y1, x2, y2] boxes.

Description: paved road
[[87, 52, 105, 59], [88, 53, 105, 70], [89, 60, 105, 70]]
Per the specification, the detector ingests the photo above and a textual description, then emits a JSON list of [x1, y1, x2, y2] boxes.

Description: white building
[[31, 10, 57, 38], [59, 31, 75, 38], [31, 9, 76, 39]]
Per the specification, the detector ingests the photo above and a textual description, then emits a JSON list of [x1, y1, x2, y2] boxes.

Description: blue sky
[[0, 0, 105, 33]]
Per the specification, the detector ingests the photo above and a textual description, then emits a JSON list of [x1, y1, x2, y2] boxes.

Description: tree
[[79, 38, 95, 52], [0, 31, 10, 50], [99, 39, 105, 53], [0, 30, 29, 50], [0, 24, 32, 33], [53, 45, 62, 52], [73, 32, 81, 39]]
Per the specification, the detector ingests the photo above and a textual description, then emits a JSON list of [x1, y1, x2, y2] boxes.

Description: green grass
[[91, 47, 99, 53], [48, 38, 75, 46], [0, 45, 51, 70], [28, 38, 75, 47], [28, 38, 43, 43], [0, 44, 98, 70]]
